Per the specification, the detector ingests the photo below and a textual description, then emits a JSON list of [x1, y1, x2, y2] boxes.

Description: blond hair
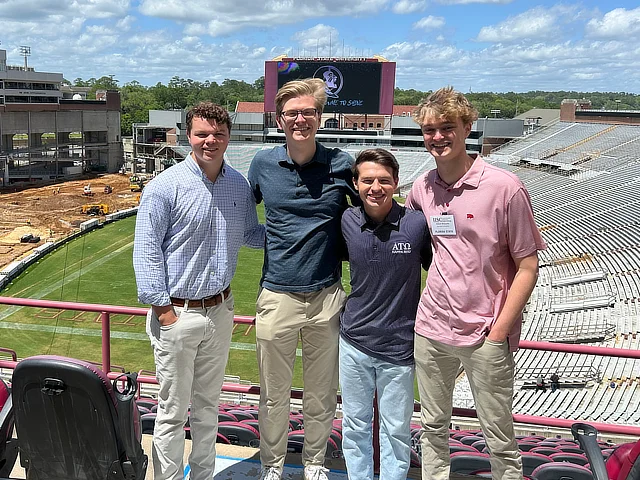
[[413, 86, 478, 126], [275, 78, 327, 115]]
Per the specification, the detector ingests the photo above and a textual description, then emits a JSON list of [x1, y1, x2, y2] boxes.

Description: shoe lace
[[305, 465, 330, 480], [261, 467, 281, 480]]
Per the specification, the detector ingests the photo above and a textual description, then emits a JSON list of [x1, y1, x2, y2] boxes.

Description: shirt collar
[[186, 152, 226, 182], [434, 154, 484, 190], [358, 200, 402, 229], [278, 141, 328, 168]]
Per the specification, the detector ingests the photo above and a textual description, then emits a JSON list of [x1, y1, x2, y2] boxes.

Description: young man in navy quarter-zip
[[340, 148, 432, 480]]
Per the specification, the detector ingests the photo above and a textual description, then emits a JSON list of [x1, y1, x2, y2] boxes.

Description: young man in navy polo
[[248, 78, 359, 480], [340, 148, 432, 480]]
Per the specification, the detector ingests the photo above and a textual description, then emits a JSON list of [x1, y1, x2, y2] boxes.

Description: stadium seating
[[11, 355, 148, 480], [217, 421, 260, 447]]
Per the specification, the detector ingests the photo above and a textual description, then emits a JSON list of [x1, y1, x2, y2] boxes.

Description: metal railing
[[1, 296, 639, 437]]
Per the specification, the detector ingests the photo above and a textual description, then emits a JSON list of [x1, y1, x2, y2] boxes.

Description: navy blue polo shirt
[[248, 142, 358, 292], [340, 201, 432, 365]]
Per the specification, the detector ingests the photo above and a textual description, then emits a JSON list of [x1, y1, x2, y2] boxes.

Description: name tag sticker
[[430, 215, 456, 235]]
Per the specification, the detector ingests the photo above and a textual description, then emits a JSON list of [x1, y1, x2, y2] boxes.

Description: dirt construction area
[[0, 174, 140, 270]]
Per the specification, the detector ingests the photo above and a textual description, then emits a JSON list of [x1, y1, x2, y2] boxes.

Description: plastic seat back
[[217, 421, 260, 447], [531, 462, 594, 480], [12, 355, 147, 480], [449, 451, 491, 475]]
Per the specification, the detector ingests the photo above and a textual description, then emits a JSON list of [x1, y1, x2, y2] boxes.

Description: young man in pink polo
[[406, 87, 546, 480]]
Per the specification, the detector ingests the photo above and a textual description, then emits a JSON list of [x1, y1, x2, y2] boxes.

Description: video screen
[[277, 61, 382, 114]]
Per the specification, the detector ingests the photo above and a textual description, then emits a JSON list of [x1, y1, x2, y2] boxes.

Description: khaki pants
[[256, 282, 346, 470], [146, 295, 235, 480], [415, 334, 523, 480]]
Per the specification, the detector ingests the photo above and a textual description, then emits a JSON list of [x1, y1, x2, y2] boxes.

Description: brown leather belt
[[170, 286, 231, 309]]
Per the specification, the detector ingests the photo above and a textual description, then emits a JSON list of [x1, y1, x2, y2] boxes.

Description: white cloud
[[572, 72, 603, 80], [138, 0, 389, 36], [70, 0, 131, 18], [413, 16, 445, 31], [476, 7, 559, 43], [2, 0, 640, 93], [437, 0, 511, 4], [86, 25, 115, 35], [383, 37, 640, 93], [292, 24, 340, 50], [116, 15, 136, 31], [585, 7, 640, 40], [392, 0, 427, 14]]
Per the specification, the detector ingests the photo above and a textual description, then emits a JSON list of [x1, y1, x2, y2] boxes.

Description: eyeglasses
[[280, 108, 318, 120]]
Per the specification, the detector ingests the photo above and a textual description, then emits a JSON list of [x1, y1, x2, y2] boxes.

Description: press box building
[[0, 48, 122, 186]]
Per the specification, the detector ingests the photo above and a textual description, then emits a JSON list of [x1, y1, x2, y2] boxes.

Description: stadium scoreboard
[[264, 58, 396, 115]]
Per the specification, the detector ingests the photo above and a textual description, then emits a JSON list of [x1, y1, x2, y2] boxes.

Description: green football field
[[0, 207, 344, 387], [0, 204, 425, 396]]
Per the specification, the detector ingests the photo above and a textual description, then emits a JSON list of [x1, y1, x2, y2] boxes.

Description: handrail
[[0, 296, 255, 372], [0, 296, 639, 437]]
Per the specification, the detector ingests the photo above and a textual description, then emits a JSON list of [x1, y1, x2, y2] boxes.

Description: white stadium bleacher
[[489, 120, 640, 425]]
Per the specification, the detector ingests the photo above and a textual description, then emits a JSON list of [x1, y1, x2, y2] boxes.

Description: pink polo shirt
[[406, 156, 546, 351]]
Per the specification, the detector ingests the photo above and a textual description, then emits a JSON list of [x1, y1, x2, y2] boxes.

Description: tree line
[[68, 76, 640, 136]]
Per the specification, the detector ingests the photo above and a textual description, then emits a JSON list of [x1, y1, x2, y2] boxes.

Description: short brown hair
[[353, 148, 399, 181], [186, 102, 232, 135], [413, 86, 478, 126], [275, 78, 327, 116]]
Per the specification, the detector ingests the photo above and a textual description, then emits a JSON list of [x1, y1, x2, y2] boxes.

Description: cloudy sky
[[1, 0, 639, 93]]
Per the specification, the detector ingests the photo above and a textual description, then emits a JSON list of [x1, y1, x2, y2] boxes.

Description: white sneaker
[[260, 466, 282, 480], [303, 465, 330, 480]]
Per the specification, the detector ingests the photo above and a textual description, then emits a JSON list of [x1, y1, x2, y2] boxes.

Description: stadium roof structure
[[392, 105, 418, 116], [515, 108, 560, 127], [235, 101, 264, 113]]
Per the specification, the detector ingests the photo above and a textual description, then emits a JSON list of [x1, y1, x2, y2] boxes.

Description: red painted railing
[[0, 296, 639, 437]]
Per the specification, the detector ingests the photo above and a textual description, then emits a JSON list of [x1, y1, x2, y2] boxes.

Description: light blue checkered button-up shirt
[[133, 153, 264, 307]]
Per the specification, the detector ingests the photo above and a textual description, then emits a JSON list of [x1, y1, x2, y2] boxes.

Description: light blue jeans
[[339, 336, 415, 480]]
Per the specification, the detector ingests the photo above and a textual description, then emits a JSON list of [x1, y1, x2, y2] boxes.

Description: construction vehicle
[[103, 185, 113, 194], [82, 184, 94, 196], [129, 175, 147, 192], [81, 204, 109, 215]]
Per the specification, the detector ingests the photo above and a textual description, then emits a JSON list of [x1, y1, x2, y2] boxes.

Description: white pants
[[146, 294, 235, 480]]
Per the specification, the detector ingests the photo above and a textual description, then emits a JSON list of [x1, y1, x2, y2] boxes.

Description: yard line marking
[[0, 321, 302, 355]]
